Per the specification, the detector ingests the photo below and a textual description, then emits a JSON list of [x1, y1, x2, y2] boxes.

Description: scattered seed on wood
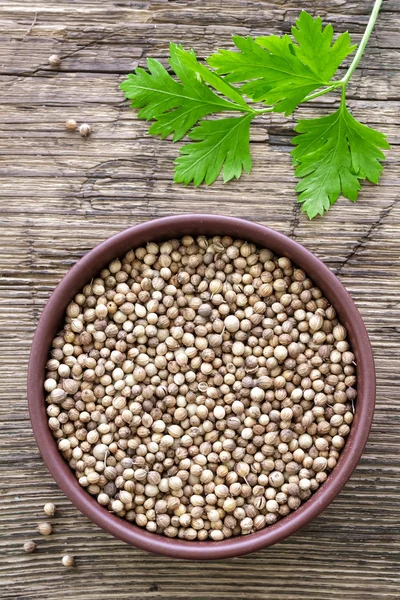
[[43, 502, 56, 516], [65, 120, 78, 131], [23, 541, 37, 553], [62, 555, 75, 567], [48, 54, 61, 67], [37, 522, 52, 536], [79, 123, 91, 137]]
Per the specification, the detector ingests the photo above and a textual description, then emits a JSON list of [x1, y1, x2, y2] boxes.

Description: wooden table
[[1, 1, 399, 598]]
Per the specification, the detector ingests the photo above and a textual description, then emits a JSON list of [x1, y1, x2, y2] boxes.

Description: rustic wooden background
[[1, 1, 399, 598]]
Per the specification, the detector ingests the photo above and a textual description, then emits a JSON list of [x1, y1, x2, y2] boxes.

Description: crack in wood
[[335, 197, 399, 276]]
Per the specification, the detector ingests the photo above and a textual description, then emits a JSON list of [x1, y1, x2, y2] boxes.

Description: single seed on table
[[37, 522, 52, 536], [23, 540, 37, 553], [65, 119, 77, 131], [43, 502, 56, 517], [79, 123, 91, 138], [62, 555, 75, 568], [48, 54, 61, 67]]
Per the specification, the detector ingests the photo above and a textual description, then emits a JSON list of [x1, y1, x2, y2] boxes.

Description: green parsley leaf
[[291, 11, 356, 81], [121, 6, 387, 216], [208, 34, 329, 115], [174, 114, 253, 185], [175, 46, 249, 109], [120, 44, 244, 142], [291, 103, 390, 218]]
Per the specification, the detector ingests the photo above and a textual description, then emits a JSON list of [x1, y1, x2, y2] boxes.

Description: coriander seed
[[65, 119, 78, 131], [48, 54, 61, 67], [43, 502, 56, 516], [62, 555, 75, 567], [79, 123, 91, 138], [37, 522, 52, 536], [23, 540, 37, 553]]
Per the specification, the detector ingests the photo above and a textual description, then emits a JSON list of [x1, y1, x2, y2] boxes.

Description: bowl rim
[[28, 214, 375, 560]]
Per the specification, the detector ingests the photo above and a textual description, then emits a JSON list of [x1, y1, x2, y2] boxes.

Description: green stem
[[340, 83, 347, 107], [252, 106, 275, 115], [303, 83, 342, 103], [341, 0, 383, 85], [252, 83, 343, 115]]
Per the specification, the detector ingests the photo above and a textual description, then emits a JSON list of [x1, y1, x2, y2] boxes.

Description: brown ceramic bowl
[[28, 215, 375, 560]]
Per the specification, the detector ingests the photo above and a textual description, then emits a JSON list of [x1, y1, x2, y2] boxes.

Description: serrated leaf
[[291, 104, 389, 218], [291, 10, 356, 81], [174, 114, 253, 186], [175, 46, 249, 108], [120, 44, 244, 141], [208, 35, 329, 115], [121, 8, 387, 211]]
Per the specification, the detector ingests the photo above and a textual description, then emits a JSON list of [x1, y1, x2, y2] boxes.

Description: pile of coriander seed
[[45, 235, 356, 541]]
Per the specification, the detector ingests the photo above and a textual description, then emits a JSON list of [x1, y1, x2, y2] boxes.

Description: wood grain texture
[[0, 1, 399, 599]]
